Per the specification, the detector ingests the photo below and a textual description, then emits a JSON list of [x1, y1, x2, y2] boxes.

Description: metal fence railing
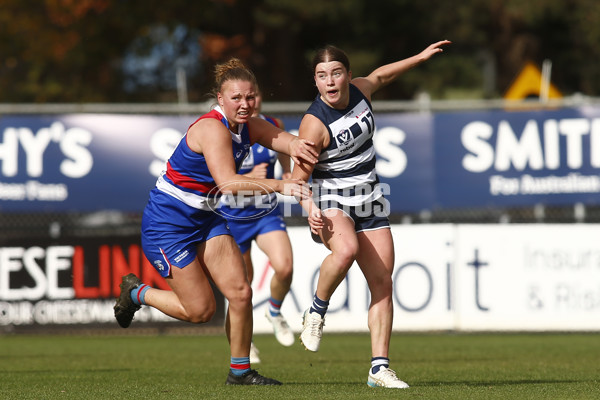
[[1, 93, 598, 115]]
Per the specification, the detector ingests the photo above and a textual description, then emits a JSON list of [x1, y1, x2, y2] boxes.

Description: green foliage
[[1, 0, 600, 102], [0, 332, 599, 399]]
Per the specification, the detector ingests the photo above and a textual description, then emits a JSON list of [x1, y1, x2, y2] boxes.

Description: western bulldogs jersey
[[141, 106, 253, 275], [306, 83, 382, 206], [155, 106, 252, 211], [219, 114, 280, 219]]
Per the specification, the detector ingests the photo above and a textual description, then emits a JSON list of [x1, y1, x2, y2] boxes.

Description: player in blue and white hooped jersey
[[220, 90, 296, 358], [293, 41, 451, 389], [113, 59, 317, 386]]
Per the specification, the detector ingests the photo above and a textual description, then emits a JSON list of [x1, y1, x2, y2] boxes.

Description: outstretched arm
[[189, 118, 311, 200], [249, 117, 318, 166], [352, 40, 451, 99]]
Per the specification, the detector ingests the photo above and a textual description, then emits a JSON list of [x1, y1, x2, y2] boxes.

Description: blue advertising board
[[0, 114, 189, 212], [434, 106, 600, 209], [1, 106, 600, 214]]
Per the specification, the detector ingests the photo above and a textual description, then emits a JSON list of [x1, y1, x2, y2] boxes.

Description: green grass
[[1, 332, 599, 399]]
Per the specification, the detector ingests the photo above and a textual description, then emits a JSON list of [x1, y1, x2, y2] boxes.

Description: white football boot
[[299, 309, 324, 352], [265, 309, 295, 347], [367, 366, 409, 389], [249, 341, 261, 364]]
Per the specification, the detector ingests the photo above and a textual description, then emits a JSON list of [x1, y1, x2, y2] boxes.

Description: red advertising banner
[[0, 235, 225, 329]]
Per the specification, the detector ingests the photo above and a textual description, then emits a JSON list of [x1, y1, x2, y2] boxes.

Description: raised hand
[[418, 40, 452, 62]]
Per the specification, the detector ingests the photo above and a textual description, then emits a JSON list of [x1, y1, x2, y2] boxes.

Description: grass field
[[1, 331, 599, 399]]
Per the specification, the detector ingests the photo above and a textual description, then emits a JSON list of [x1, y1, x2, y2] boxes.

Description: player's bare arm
[[249, 117, 318, 166], [353, 40, 451, 98], [293, 114, 328, 231], [191, 118, 309, 199]]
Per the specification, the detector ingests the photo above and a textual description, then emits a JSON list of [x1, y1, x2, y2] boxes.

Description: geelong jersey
[[219, 114, 280, 219], [306, 83, 382, 206], [156, 106, 252, 211]]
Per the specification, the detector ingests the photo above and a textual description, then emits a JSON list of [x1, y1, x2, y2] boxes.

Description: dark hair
[[311, 45, 350, 72], [212, 58, 257, 96]]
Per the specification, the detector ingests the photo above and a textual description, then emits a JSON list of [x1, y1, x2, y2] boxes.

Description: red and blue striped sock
[[130, 284, 150, 306], [268, 297, 283, 317], [230, 356, 251, 376]]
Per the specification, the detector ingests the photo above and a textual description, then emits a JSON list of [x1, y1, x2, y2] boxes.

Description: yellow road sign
[[504, 62, 562, 100]]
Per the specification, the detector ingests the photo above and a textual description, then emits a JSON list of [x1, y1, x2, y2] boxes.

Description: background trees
[[1, 0, 599, 103]]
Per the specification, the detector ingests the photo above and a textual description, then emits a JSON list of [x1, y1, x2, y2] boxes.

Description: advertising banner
[[2, 224, 599, 332], [2, 106, 600, 214], [434, 106, 600, 208], [453, 224, 600, 331], [0, 236, 224, 329], [0, 114, 188, 212], [251, 224, 600, 333], [250, 225, 456, 333]]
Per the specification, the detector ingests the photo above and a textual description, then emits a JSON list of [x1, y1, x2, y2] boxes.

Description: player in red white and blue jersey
[[113, 59, 317, 386], [220, 92, 296, 360]]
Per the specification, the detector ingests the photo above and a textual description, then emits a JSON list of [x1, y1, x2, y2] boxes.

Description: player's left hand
[[419, 40, 452, 61], [308, 207, 323, 234]]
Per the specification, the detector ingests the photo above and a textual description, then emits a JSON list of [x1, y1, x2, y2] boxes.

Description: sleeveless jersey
[[306, 83, 382, 206], [156, 106, 252, 211]]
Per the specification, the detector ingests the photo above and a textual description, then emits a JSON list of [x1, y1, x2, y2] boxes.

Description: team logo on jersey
[[153, 260, 165, 271], [336, 129, 352, 145], [235, 144, 251, 161]]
